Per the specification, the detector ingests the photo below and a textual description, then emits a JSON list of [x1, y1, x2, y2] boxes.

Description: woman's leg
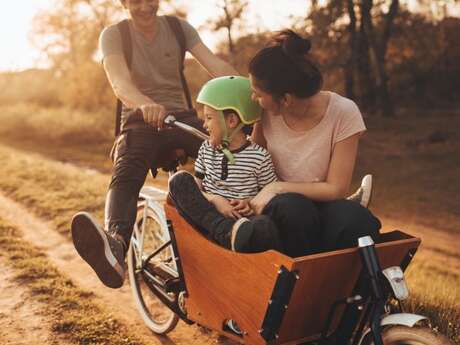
[[316, 199, 381, 251], [262, 193, 321, 257], [168, 171, 281, 253]]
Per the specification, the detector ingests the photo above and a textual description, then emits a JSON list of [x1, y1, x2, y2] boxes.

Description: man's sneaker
[[71, 212, 127, 288], [347, 174, 373, 208]]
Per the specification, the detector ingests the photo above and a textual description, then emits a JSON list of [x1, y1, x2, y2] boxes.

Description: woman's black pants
[[262, 193, 381, 257]]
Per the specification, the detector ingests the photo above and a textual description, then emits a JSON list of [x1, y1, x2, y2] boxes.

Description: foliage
[[201, 0, 248, 61], [1, 0, 456, 111], [30, 0, 122, 109], [292, 1, 460, 113]]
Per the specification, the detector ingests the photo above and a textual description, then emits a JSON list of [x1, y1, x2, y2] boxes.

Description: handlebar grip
[[124, 108, 209, 141], [127, 108, 196, 124], [125, 108, 144, 124]]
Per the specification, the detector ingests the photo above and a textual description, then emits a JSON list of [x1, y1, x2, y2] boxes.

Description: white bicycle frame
[[133, 185, 179, 277]]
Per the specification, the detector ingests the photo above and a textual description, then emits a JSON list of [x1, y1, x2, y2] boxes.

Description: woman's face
[[249, 75, 280, 113]]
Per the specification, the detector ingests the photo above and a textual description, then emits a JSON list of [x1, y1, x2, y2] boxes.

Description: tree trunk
[[357, 20, 376, 110], [223, 1, 236, 63], [360, 0, 395, 117], [345, 0, 358, 100]]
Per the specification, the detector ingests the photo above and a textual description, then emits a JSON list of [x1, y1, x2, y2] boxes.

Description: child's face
[[203, 106, 225, 147]]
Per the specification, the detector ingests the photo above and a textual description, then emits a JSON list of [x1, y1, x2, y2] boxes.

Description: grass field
[[0, 104, 459, 342]]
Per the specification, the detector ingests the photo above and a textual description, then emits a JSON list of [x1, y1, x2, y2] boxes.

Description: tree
[[360, 0, 399, 116], [31, 0, 122, 109], [304, 0, 402, 116], [203, 0, 248, 64]]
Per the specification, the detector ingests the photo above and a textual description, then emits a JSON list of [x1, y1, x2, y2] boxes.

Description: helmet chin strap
[[217, 110, 244, 165]]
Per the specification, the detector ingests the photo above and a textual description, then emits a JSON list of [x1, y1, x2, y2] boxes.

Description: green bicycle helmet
[[197, 76, 262, 163], [197, 76, 262, 124]]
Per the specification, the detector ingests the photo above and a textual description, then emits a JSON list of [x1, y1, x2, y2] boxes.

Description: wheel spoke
[[127, 205, 179, 334]]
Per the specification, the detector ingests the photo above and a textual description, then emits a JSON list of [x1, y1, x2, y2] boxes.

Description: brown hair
[[249, 30, 322, 101]]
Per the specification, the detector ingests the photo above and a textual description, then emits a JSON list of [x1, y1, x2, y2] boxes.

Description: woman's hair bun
[[274, 30, 311, 58]]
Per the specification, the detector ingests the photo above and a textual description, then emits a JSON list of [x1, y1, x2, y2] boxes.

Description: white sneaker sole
[[360, 174, 373, 208], [71, 212, 125, 288]]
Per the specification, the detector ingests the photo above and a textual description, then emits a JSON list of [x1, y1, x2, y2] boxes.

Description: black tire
[[127, 204, 179, 334], [362, 325, 454, 345]]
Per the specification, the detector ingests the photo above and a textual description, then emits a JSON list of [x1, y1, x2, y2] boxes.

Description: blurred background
[[0, 0, 458, 342]]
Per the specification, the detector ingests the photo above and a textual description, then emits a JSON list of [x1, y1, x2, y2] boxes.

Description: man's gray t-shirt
[[99, 16, 202, 130]]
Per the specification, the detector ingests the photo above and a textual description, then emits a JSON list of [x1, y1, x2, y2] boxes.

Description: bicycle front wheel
[[363, 325, 454, 345], [127, 203, 179, 335]]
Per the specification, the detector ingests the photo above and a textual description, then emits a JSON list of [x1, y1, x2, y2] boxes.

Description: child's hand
[[250, 183, 281, 215], [211, 195, 242, 219], [230, 199, 254, 217]]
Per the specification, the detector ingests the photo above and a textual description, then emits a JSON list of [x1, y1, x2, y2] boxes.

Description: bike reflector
[[382, 266, 409, 301]]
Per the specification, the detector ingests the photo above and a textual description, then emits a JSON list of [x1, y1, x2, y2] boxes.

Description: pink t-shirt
[[262, 92, 366, 183]]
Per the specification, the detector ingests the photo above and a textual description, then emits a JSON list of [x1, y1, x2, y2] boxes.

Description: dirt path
[[0, 191, 234, 345], [0, 259, 74, 345]]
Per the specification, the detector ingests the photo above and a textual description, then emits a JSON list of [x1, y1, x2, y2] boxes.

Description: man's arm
[[189, 42, 239, 77], [103, 54, 151, 108], [103, 54, 166, 128]]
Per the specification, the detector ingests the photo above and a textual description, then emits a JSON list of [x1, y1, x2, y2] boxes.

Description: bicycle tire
[[127, 204, 179, 334], [362, 325, 454, 345]]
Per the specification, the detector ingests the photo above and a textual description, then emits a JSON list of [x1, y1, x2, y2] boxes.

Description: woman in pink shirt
[[248, 30, 381, 256]]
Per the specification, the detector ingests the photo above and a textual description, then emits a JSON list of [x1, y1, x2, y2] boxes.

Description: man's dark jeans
[[262, 193, 381, 257], [105, 118, 203, 245]]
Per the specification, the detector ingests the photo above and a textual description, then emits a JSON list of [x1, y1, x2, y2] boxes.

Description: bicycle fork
[[358, 236, 385, 345]]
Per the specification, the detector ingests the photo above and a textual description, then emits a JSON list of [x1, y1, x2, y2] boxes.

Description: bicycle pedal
[[165, 277, 182, 293]]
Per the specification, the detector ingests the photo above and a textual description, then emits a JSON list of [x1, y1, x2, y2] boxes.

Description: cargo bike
[[127, 114, 453, 345]]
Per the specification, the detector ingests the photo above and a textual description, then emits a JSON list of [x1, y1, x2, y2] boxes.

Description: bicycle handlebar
[[127, 109, 209, 142]]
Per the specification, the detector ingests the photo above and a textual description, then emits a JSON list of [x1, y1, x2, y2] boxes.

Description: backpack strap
[[115, 19, 132, 137], [165, 15, 193, 110], [114, 16, 192, 137]]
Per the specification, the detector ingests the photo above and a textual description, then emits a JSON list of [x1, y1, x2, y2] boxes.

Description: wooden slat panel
[[165, 203, 420, 345], [165, 204, 293, 345]]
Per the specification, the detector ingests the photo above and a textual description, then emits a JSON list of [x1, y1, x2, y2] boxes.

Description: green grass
[[404, 255, 460, 342], [0, 144, 108, 235], [0, 219, 144, 345], [0, 103, 114, 173]]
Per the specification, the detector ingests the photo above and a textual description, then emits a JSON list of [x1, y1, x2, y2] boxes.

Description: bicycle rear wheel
[[127, 203, 179, 334]]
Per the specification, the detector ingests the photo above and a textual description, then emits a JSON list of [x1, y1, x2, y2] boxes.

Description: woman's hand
[[250, 183, 282, 215], [210, 195, 242, 219], [230, 199, 253, 217]]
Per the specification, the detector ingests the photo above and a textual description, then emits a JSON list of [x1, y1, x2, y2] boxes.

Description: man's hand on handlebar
[[139, 103, 167, 130]]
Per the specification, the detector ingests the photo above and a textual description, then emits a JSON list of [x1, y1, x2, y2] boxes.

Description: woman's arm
[[250, 133, 360, 213], [189, 42, 239, 77]]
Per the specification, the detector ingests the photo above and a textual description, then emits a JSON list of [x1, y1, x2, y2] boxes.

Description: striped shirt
[[195, 141, 278, 200]]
